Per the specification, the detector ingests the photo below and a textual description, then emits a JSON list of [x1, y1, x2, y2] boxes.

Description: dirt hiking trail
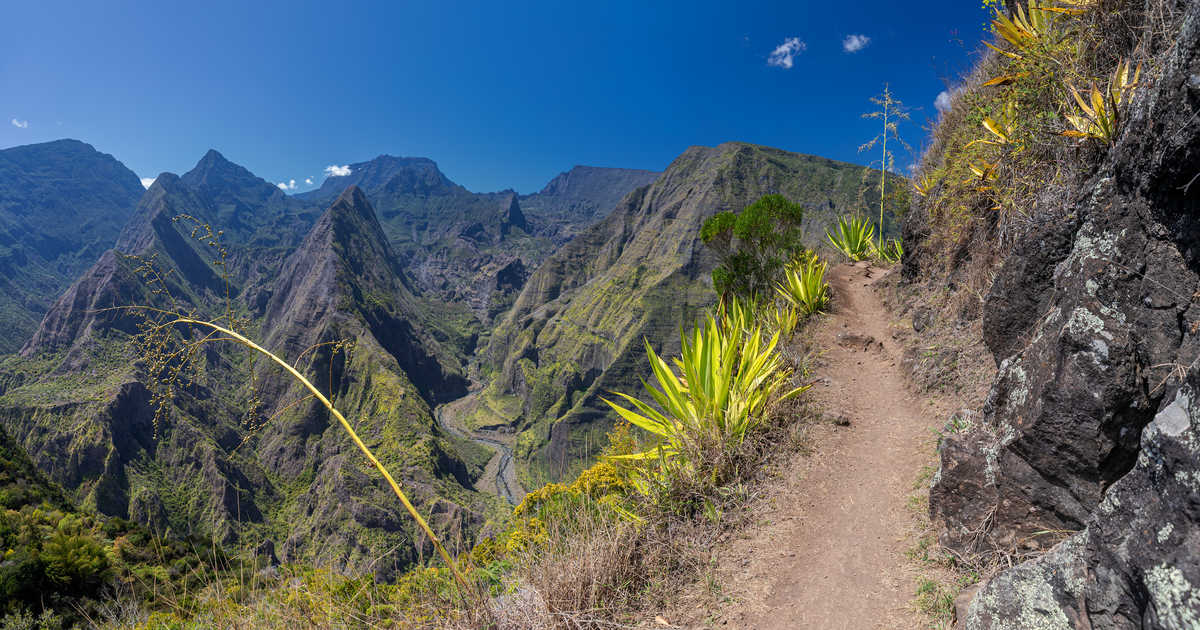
[[701, 263, 942, 629]]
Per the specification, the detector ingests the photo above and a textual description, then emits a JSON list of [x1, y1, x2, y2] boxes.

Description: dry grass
[[909, 0, 1188, 300]]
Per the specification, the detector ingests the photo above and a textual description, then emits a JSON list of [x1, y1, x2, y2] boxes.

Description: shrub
[[41, 531, 109, 594], [700, 194, 807, 300]]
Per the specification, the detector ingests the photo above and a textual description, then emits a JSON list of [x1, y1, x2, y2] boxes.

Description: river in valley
[[434, 392, 525, 505]]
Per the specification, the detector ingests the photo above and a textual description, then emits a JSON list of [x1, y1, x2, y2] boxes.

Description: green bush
[[41, 530, 110, 594], [701, 194, 807, 300]]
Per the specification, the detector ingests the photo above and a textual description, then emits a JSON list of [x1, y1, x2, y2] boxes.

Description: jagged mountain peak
[[314, 185, 391, 253], [268, 185, 398, 322], [177, 148, 284, 205], [328, 184, 374, 218], [262, 187, 465, 404]]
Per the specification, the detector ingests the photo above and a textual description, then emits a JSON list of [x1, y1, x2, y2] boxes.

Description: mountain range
[[0, 140, 145, 354], [0, 138, 900, 576]]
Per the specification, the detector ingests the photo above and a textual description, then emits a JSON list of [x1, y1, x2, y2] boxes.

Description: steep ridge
[[0, 154, 492, 579], [483, 142, 902, 486], [901, 1, 1200, 625], [247, 187, 489, 577], [0, 140, 145, 353]]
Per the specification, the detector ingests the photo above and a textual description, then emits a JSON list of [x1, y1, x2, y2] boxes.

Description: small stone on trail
[[824, 413, 852, 426], [836, 331, 880, 351]]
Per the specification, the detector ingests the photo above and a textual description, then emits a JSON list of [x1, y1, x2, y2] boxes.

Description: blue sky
[[1, 1, 989, 194]]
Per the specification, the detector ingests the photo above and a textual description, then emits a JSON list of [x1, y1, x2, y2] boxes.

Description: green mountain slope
[[0, 154, 494, 579], [483, 142, 903, 486]]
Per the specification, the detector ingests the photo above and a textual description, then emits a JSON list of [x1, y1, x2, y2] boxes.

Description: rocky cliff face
[[0, 140, 145, 353], [919, 1, 1200, 625], [484, 142, 897, 486], [519, 165, 660, 240]]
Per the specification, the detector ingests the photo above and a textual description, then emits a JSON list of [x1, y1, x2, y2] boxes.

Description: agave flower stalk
[[151, 316, 474, 593]]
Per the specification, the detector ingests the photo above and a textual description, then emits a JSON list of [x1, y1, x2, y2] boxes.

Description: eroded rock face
[[931, 196, 1194, 552], [932, 0, 1200, 626], [964, 381, 1200, 629]]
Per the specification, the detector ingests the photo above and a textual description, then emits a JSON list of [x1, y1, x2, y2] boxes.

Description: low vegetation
[[826, 214, 876, 261], [602, 312, 807, 492], [910, 0, 1171, 292]]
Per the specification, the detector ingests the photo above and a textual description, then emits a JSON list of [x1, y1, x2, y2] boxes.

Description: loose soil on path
[[691, 263, 952, 629]]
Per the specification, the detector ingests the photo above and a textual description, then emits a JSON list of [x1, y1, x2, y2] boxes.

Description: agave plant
[[966, 101, 1022, 150], [716, 295, 759, 338], [1063, 60, 1141, 143], [777, 257, 830, 317], [912, 173, 939, 197], [965, 159, 998, 189], [872, 238, 904, 264], [985, 1, 1073, 61], [826, 215, 876, 262], [768, 303, 800, 337], [602, 315, 806, 484]]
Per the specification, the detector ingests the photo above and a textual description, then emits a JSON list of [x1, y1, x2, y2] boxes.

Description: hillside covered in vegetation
[[0, 0, 1196, 627]]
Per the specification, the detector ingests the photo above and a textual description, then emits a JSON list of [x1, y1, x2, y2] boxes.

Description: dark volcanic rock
[[933, 3, 1200, 556], [935, 1, 1200, 626], [964, 378, 1200, 629]]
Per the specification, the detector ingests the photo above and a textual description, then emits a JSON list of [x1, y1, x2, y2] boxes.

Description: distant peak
[[186, 149, 239, 175], [179, 148, 276, 196], [196, 148, 230, 165], [333, 184, 370, 208], [371, 154, 436, 166], [150, 172, 181, 189], [535, 165, 661, 197]]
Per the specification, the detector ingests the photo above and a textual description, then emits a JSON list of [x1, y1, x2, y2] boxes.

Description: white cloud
[[324, 164, 352, 177], [842, 34, 870, 53], [935, 89, 957, 114], [304, 177, 313, 186], [10, 118, 29, 129], [140, 177, 156, 189], [277, 179, 297, 191], [767, 37, 806, 69]]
